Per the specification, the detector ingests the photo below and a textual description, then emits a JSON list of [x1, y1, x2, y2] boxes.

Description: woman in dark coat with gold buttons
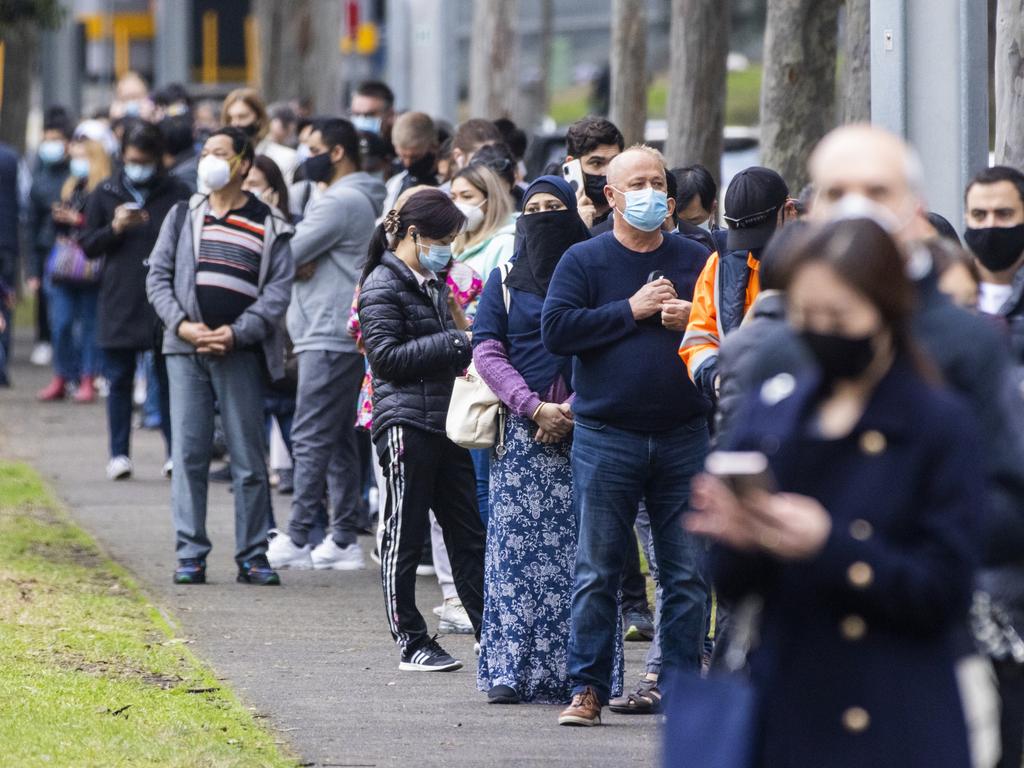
[[687, 218, 984, 768]]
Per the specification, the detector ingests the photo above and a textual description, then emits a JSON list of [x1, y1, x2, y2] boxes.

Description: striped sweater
[[195, 194, 270, 329]]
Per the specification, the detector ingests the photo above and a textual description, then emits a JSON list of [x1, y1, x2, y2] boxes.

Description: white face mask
[[455, 200, 486, 233], [198, 155, 233, 193]]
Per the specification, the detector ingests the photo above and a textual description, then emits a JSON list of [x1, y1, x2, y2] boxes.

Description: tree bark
[[0, 21, 38, 153], [760, 0, 841, 191], [609, 0, 647, 147], [469, 0, 520, 119], [252, 0, 342, 113], [665, 0, 730, 181], [995, 0, 1024, 167], [839, 0, 870, 123]]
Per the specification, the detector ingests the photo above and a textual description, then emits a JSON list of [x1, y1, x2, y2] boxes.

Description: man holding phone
[[80, 121, 191, 481], [563, 116, 624, 231], [543, 146, 712, 727]]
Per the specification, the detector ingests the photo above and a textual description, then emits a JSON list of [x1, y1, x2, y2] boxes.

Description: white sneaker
[[133, 375, 146, 407], [416, 563, 436, 577], [106, 455, 133, 481], [432, 604, 444, 617], [161, 459, 173, 479], [30, 342, 52, 366], [438, 597, 474, 635], [266, 531, 313, 569], [311, 538, 366, 571]]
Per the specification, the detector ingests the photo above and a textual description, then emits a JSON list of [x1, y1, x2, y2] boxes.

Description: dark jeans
[[0, 302, 10, 386], [568, 415, 709, 703], [375, 424, 485, 652], [996, 658, 1024, 768], [264, 391, 296, 454], [103, 347, 170, 459], [621, 527, 650, 614]]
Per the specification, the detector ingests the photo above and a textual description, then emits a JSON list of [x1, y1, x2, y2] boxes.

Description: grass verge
[[0, 462, 298, 768]]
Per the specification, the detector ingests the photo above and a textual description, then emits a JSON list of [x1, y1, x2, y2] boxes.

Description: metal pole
[[154, 0, 193, 87]]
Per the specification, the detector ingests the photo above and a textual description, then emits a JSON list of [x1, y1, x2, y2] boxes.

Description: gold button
[[842, 706, 871, 733], [847, 561, 874, 589], [840, 614, 867, 641], [859, 430, 887, 455], [849, 519, 873, 541]]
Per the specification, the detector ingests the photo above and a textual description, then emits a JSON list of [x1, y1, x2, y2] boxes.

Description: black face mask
[[583, 173, 607, 203], [964, 225, 1024, 273], [405, 152, 437, 182], [800, 330, 876, 386], [301, 152, 334, 184], [240, 122, 260, 140]]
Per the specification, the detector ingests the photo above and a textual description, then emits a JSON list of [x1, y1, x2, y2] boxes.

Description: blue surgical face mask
[[351, 114, 383, 135], [613, 186, 670, 232], [69, 157, 91, 179], [38, 140, 66, 165], [416, 236, 452, 273], [124, 162, 156, 185]]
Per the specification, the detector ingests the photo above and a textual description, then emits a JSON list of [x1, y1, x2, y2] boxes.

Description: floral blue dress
[[477, 413, 623, 703]]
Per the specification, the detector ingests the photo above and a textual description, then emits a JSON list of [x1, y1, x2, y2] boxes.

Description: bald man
[[808, 124, 1024, 768], [542, 146, 711, 727]]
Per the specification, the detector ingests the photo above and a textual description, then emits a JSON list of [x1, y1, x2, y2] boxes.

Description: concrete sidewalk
[[0, 334, 661, 768]]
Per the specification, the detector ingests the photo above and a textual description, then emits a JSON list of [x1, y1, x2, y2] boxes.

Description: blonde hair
[[61, 139, 111, 201], [221, 88, 268, 142], [451, 164, 514, 254]]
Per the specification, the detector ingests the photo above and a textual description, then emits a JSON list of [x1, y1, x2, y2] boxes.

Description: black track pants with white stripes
[[375, 424, 485, 652]]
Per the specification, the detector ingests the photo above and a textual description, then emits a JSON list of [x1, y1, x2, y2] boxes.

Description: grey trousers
[[287, 349, 366, 548], [167, 350, 272, 564], [635, 509, 663, 675]]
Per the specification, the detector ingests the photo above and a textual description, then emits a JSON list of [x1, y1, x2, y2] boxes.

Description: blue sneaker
[[173, 558, 206, 584], [237, 554, 281, 586]]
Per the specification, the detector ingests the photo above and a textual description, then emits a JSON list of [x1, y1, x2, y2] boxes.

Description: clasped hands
[[178, 321, 235, 356], [628, 278, 692, 331]]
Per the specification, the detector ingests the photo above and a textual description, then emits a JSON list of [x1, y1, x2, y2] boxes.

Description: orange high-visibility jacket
[[678, 250, 761, 389]]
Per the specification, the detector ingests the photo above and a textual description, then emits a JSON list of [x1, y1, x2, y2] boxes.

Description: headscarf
[[504, 175, 591, 297]]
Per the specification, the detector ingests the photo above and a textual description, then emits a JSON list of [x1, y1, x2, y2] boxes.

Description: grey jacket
[[286, 171, 386, 353], [145, 193, 295, 380]]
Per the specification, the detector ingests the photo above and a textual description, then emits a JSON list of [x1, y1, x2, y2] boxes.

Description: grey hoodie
[[287, 171, 386, 353]]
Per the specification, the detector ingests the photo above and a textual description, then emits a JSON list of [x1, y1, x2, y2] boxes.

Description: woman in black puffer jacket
[[357, 188, 485, 673]]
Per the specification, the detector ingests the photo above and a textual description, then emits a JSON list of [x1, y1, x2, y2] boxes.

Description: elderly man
[[807, 124, 1024, 768], [542, 145, 711, 727]]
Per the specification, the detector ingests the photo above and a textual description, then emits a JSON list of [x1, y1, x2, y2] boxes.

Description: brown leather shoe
[[558, 686, 602, 726]]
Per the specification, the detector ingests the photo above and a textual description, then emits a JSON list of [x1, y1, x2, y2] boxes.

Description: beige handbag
[[445, 264, 512, 454]]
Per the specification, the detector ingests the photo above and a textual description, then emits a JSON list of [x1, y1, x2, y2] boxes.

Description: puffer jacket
[[357, 251, 472, 442]]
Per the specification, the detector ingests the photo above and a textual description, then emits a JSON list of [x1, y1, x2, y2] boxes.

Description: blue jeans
[[46, 279, 99, 380], [0, 302, 10, 386], [470, 448, 490, 525], [568, 415, 709, 703], [167, 350, 272, 563]]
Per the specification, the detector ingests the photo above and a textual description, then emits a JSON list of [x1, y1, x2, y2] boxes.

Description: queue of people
[[3, 69, 1024, 766]]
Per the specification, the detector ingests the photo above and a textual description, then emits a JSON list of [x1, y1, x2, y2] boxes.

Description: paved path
[[0, 333, 660, 768]]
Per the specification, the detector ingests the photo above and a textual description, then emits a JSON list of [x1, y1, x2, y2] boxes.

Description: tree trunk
[[760, 0, 841, 191], [252, 0, 342, 113], [995, 0, 1024, 167], [513, 0, 553, 130], [0, 21, 37, 153], [839, 0, 870, 123], [469, 0, 520, 119], [609, 0, 647, 147], [665, 0, 730, 181]]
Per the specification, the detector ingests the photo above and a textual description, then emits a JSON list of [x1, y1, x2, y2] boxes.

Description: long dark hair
[[253, 155, 291, 222], [779, 218, 936, 380], [361, 188, 466, 285]]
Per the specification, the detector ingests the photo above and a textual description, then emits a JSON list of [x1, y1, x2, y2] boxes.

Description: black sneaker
[[276, 468, 294, 495], [399, 636, 462, 672], [237, 554, 281, 585], [209, 463, 232, 483], [487, 684, 520, 704], [174, 558, 207, 584]]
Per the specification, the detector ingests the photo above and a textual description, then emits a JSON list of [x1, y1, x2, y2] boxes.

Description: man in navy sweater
[[543, 146, 711, 726]]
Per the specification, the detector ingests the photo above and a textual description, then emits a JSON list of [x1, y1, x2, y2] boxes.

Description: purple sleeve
[[473, 339, 544, 419]]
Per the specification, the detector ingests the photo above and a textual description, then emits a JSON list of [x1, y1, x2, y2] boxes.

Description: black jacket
[[358, 252, 472, 442], [26, 159, 69, 278], [80, 171, 191, 350]]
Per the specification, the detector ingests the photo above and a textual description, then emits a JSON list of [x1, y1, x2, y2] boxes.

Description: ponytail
[[358, 188, 466, 287]]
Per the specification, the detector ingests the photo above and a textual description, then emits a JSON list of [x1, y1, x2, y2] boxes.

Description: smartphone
[[561, 158, 584, 196], [705, 451, 777, 498], [122, 202, 142, 212]]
